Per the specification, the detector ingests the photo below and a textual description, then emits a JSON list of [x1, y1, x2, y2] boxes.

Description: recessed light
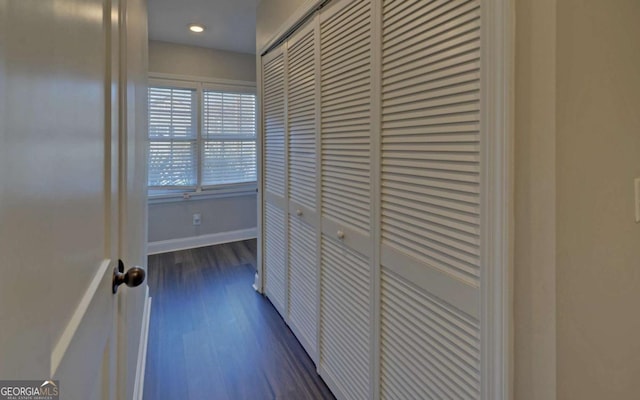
[[189, 24, 205, 33]]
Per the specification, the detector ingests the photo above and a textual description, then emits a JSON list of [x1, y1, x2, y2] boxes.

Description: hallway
[[144, 240, 334, 400]]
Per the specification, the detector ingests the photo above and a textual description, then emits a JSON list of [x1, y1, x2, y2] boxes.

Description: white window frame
[[148, 73, 257, 202]]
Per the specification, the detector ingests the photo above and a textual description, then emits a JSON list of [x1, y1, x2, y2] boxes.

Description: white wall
[[256, 0, 307, 52], [149, 40, 256, 81], [148, 40, 258, 248], [514, 0, 557, 398], [516, 1, 640, 399], [556, 1, 640, 398], [148, 196, 257, 243]]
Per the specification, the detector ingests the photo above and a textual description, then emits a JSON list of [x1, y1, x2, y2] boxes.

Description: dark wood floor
[[144, 239, 334, 400]]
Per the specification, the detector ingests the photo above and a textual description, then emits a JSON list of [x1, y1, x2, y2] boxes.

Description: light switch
[[193, 213, 201, 226], [635, 178, 640, 223]]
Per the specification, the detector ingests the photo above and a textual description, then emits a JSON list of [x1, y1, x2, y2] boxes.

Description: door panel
[[0, 0, 118, 386], [53, 263, 118, 400], [319, 235, 371, 400], [287, 215, 318, 359], [0, 0, 148, 397], [285, 20, 320, 362], [263, 49, 287, 198], [380, 0, 482, 285], [319, 0, 372, 239], [264, 202, 287, 314], [318, 1, 374, 398], [380, 270, 480, 400], [262, 47, 288, 317], [379, 0, 482, 397], [287, 24, 317, 214]]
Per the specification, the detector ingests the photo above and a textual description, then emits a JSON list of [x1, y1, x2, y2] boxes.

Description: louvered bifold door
[[379, 1, 482, 399], [318, 0, 373, 399], [262, 46, 288, 317], [286, 20, 319, 362]]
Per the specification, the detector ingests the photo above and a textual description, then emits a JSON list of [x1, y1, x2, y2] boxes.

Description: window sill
[[148, 183, 257, 205]]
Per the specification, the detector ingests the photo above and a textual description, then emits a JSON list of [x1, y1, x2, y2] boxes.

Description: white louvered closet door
[[263, 46, 288, 316], [380, 1, 482, 399], [286, 20, 319, 362], [318, 0, 373, 399]]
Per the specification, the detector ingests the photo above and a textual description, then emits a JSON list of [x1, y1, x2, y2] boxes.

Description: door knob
[[113, 260, 146, 293]]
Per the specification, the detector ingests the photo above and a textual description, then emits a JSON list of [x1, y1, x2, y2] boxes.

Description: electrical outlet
[[193, 213, 201, 226], [635, 178, 640, 223]]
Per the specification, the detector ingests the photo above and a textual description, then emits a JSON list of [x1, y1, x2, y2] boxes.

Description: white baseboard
[[133, 289, 152, 400], [147, 227, 257, 255]]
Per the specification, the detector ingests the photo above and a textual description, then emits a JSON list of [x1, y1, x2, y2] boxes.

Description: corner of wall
[[514, 0, 557, 398]]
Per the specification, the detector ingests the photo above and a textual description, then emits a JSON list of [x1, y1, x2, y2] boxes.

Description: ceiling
[[148, 0, 259, 54]]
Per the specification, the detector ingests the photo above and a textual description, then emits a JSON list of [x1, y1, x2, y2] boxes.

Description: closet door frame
[[257, 0, 514, 398], [478, 2, 514, 398]]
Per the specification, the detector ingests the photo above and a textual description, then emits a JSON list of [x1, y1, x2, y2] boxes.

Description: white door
[[262, 47, 288, 316], [378, 1, 484, 398], [118, 0, 151, 398], [0, 0, 148, 399], [317, 0, 374, 398], [285, 19, 320, 363]]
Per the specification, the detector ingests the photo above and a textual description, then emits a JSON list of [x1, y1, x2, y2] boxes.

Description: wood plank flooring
[[144, 240, 335, 400]]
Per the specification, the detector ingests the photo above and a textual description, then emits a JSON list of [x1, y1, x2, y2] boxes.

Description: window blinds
[[202, 91, 257, 186], [148, 86, 257, 189], [148, 87, 197, 187]]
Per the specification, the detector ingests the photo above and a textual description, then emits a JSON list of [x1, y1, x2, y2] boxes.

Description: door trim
[[132, 287, 151, 400], [480, 0, 515, 399]]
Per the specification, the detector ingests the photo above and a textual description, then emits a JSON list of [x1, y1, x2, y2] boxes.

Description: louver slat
[[288, 215, 318, 357], [288, 29, 317, 211], [380, 270, 480, 400], [380, 1, 482, 399], [320, 0, 372, 235], [263, 53, 286, 197], [381, 0, 482, 284], [320, 235, 370, 400], [265, 203, 286, 314]]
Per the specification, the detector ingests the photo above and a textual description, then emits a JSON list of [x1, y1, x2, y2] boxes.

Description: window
[[147, 80, 257, 195], [202, 91, 257, 185], [148, 87, 198, 187]]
